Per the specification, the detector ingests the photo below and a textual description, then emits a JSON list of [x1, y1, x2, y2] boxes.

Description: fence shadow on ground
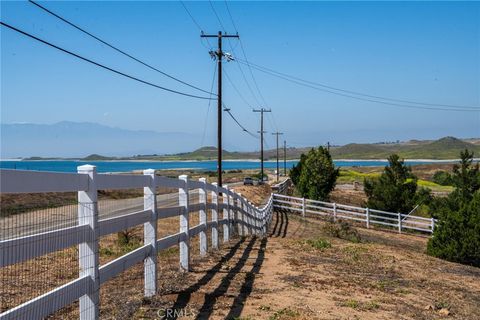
[[269, 210, 289, 238], [167, 210, 289, 320]]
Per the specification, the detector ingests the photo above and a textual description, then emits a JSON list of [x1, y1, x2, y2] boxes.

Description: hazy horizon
[[1, 121, 478, 159], [2, 1, 479, 156]]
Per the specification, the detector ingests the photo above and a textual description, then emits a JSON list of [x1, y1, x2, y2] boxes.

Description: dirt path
[[134, 211, 480, 320]]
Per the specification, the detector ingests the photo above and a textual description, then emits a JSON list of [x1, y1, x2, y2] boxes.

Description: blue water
[[0, 160, 451, 173]]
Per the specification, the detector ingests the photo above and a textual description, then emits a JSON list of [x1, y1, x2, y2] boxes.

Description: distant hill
[[6, 126, 479, 161], [330, 136, 480, 159], [133, 137, 480, 161]]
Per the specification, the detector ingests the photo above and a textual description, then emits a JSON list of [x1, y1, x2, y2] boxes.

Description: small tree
[[364, 154, 429, 213], [289, 153, 306, 185], [452, 149, 480, 199], [432, 170, 453, 186], [427, 150, 480, 266], [296, 147, 339, 201]]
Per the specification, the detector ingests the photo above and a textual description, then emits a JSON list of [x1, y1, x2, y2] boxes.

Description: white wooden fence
[[273, 194, 436, 234], [0, 167, 280, 319]]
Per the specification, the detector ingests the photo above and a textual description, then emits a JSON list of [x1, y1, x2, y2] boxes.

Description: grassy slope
[[134, 137, 480, 161], [330, 137, 480, 160], [21, 137, 479, 161], [338, 169, 454, 193]]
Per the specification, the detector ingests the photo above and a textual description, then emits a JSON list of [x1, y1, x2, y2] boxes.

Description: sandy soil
[[133, 211, 479, 320], [2, 181, 479, 319]]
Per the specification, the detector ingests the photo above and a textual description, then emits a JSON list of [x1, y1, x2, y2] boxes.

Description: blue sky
[[1, 1, 479, 153]]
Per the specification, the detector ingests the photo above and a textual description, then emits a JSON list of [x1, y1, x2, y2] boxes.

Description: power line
[[201, 62, 218, 147], [0, 21, 214, 100], [179, 1, 213, 50], [239, 58, 480, 109], [223, 68, 254, 109], [236, 58, 480, 111], [223, 1, 268, 108], [209, 0, 226, 31], [180, 1, 204, 33], [223, 106, 259, 139], [29, 0, 215, 96], [236, 60, 478, 112]]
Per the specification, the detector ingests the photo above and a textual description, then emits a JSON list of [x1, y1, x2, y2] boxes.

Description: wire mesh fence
[[0, 169, 278, 319], [0, 195, 80, 316]]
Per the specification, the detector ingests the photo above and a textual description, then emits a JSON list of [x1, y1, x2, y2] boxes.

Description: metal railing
[[0, 167, 283, 319], [273, 194, 436, 234]]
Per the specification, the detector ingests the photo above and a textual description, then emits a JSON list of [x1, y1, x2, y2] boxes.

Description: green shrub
[[427, 191, 480, 266], [432, 170, 453, 186], [427, 150, 480, 267], [306, 238, 331, 250], [322, 220, 361, 243]]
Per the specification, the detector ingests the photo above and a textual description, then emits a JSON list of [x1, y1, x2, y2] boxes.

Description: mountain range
[[1, 122, 479, 160], [0, 121, 197, 158]]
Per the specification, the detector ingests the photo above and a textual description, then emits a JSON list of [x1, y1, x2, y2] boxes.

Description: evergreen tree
[[427, 150, 480, 266], [364, 154, 428, 213], [297, 147, 339, 201]]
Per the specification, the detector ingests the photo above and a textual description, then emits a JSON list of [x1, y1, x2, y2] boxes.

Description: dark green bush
[[364, 154, 431, 214], [427, 150, 480, 267], [432, 170, 453, 186]]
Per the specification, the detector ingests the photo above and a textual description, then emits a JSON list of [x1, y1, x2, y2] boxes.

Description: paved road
[[2, 182, 242, 240]]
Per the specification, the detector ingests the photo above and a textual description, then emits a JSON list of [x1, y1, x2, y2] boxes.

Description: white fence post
[[302, 197, 306, 218], [333, 203, 337, 222], [77, 165, 99, 320], [398, 212, 402, 233], [228, 190, 235, 236], [244, 200, 250, 235], [431, 218, 435, 233], [179, 175, 190, 271], [248, 202, 253, 235], [211, 182, 219, 249], [237, 193, 243, 236], [242, 197, 248, 236], [143, 169, 157, 297], [199, 178, 207, 256], [223, 185, 230, 243], [366, 207, 370, 229]]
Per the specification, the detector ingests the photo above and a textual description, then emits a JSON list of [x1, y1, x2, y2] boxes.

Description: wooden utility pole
[[272, 132, 283, 182], [201, 31, 239, 187], [253, 108, 271, 183]]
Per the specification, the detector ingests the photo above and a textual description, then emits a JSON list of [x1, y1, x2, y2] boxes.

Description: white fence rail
[[273, 194, 436, 234], [0, 167, 282, 319]]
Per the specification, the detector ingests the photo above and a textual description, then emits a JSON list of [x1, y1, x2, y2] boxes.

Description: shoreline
[[1, 158, 475, 162], [0, 158, 474, 163]]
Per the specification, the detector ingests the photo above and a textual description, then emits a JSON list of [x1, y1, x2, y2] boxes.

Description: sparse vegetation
[[269, 308, 300, 320], [322, 220, 362, 243], [341, 299, 380, 311], [305, 238, 331, 250]]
